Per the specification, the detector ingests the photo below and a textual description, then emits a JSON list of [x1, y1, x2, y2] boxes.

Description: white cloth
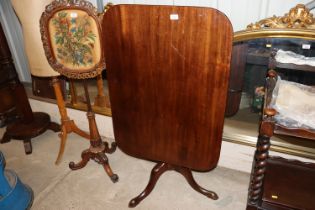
[[275, 49, 315, 66], [271, 78, 315, 129]]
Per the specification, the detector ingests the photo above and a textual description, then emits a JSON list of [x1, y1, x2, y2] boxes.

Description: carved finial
[[267, 70, 277, 78], [247, 4, 315, 30], [264, 108, 276, 117], [104, 2, 114, 12]]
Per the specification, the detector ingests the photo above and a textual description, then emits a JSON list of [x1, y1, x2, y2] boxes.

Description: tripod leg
[[48, 122, 61, 132], [176, 167, 218, 200], [55, 126, 68, 165], [23, 139, 32, 155], [129, 162, 170, 208], [104, 141, 117, 154], [95, 152, 118, 183], [1, 132, 11, 144], [69, 149, 91, 170]]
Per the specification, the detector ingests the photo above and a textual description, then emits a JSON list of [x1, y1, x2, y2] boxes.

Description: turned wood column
[[248, 108, 275, 206], [52, 77, 69, 121]]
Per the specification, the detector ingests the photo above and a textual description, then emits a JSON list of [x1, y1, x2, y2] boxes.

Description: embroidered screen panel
[[48, 9, 101, 71]]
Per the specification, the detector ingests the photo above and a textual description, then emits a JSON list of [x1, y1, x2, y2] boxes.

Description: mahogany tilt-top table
[[103, 5, 233, 207]]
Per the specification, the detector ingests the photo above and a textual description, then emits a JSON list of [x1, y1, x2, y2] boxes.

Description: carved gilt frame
[[228, 4, 315, 159], [234, 4, 315, 42], [40, 0, 105, 79]]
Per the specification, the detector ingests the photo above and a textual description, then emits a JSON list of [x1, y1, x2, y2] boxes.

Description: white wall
[[101, 0, 313, 31]]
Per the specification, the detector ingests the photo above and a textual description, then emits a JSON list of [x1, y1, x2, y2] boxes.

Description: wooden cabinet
[[261, 157, 315, 210], [0, 21, 60, 154], [248, 156, 315, 210]]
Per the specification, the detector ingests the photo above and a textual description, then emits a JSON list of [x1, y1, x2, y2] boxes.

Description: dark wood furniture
[[229, 6, 315, 208], [0, 22, 19, 127], [226, 42, 248, 116], [31, 75, 66, 100], [247, 61, 315, 210], [0, 21, 60, 154], [40, 0, 117, 181], [103, 5, 233, 207]]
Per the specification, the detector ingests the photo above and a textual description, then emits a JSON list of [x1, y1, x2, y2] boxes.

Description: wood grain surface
[[103, 5, 233, 171]]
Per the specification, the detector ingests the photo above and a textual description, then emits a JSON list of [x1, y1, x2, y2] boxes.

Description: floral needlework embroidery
[[52, 11, 96, 66]]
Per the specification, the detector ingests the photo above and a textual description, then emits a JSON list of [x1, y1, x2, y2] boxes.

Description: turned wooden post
[[51, 77, 90, 165], [52, 77, 69, 121], [248, 109, 275, 205], [247, 70, 278, 207], [93, 74, 109, 108]]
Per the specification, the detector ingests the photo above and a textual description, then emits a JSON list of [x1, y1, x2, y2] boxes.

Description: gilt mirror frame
[[40, 0, 105, 79], [226, 4, 315, 159], [234, 4, 315, 42]]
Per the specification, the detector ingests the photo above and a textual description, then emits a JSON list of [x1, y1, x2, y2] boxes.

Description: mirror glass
[[224, 36, 315, 159]]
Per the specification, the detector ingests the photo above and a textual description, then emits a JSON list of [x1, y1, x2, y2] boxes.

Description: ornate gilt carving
[[104, 2, 114, 12], [97, 2, 113, 20], [247, 4, 315, 30]]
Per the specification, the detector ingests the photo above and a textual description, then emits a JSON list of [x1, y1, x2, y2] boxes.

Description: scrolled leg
[[129, 162, 169, 208], [104, 141, 117, 154], [129, 162, 220, 208], [94, 152, 118, 183], [176, 166, 218, 200], [69, 149, 91, 170]]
